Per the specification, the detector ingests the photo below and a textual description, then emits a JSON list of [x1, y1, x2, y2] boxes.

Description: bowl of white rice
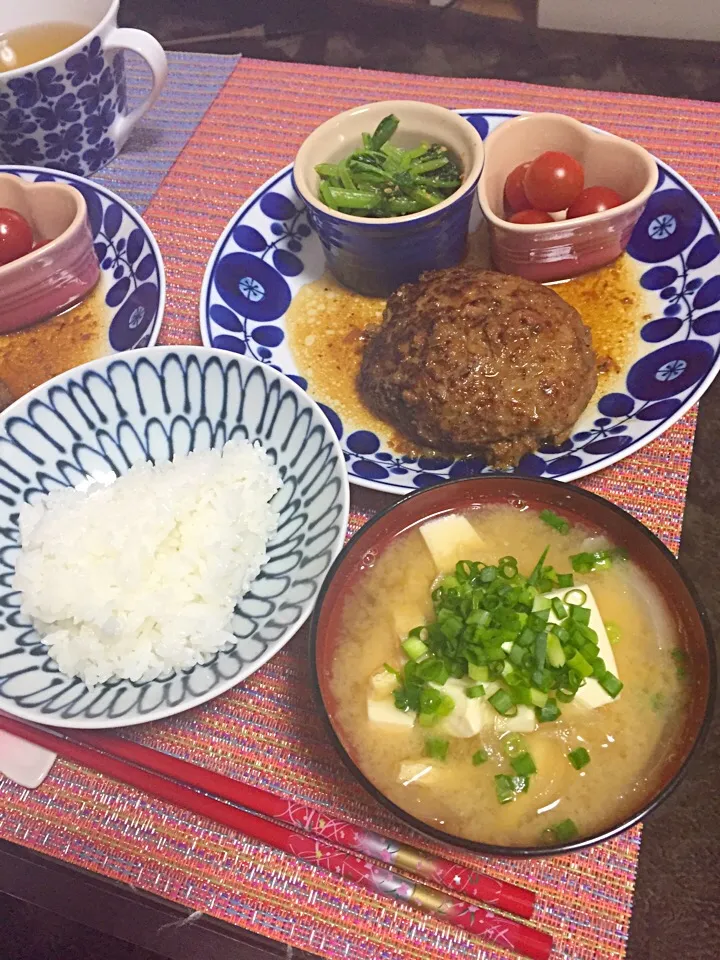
[[0, 346, 349, 727]]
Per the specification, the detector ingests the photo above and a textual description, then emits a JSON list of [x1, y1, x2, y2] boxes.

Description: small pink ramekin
[[0, 174, 100, 334], [477, 113, 658, 283]]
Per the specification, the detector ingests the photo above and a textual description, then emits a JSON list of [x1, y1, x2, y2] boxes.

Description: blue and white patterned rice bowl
[[0, 347, 349, 728]]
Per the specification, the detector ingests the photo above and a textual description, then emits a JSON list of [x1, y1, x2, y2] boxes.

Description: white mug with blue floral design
[[0, 0, 167, 175]]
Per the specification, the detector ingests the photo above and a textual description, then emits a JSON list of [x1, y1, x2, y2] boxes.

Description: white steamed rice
[[14, 440, 281, 686]]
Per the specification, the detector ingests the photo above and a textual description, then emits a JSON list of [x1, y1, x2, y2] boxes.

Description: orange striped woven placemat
[[2, 57, 719, 960]]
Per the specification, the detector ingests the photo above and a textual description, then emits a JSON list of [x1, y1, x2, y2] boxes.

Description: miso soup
[[329, 505, 686, 847]]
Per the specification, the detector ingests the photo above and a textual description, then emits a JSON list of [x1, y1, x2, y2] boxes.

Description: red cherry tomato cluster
[[0, 207, 42, 267], [503, 152, 623, 225]]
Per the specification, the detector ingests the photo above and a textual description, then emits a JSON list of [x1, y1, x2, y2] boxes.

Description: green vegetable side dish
[[315, 114, 464, 218]]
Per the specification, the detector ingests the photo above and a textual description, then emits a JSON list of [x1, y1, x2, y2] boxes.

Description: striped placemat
[[2, 56, 719, 960], [92, 51, 238, 211]]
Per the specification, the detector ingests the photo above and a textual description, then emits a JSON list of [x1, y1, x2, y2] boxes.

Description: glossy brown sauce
[[549, 253, 648, 392], [0, 281, 109, 407], [286, 238, 649, 450]]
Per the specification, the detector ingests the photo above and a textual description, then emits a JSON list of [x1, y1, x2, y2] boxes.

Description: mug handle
[[104, 28, 168, 149]]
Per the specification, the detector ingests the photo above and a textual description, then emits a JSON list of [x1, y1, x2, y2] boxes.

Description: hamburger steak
[[358, 268, 598, 467]]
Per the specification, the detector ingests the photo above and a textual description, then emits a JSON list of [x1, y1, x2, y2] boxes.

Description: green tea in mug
[[0, 22, 89, 72]]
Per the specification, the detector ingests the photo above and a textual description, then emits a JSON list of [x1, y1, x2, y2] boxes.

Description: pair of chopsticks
[[0, 712, 552, 959]]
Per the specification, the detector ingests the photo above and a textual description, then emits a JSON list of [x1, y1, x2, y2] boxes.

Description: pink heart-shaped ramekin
[[0, 173, 100, 334], [477, 113, 658, 283]]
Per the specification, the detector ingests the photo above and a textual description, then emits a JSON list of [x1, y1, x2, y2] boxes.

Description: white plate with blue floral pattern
[[200, 110, 720, 495], [0, 165, 164, 353]]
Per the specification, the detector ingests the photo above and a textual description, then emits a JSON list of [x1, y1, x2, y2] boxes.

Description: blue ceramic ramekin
[[292, 100, 485, 297]]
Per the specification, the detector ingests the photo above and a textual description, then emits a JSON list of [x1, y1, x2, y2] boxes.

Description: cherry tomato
[[523, 151, 584, 212], [566, 185, 624, 219], [504, 162, 532, 213], [0, 207, 33, 266], [508, 209, 554, 224]]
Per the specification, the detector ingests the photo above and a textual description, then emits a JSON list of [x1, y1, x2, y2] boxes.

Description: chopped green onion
[[599, 671, 623, 698], [563, 588, 587, 607], [539, 508, 570, 535], [383, 663, 400, 678], [580, 641, 600, 663], [547, 818, 579, 843], [468, 663, 490, 682], [532, 595, 552, 612], [650, 691, 666, 712], [510, 751, 537, 776], [570, 547, 627, 573], [568, 747, 591, 769], [528, 546, 550, 587], [567, 651, 593, 678], [591, 656, 607, 679], [424, 738, 449, 760], [467, 683, 486, 698], [501, 733, 526, 759], [416, 657, 449, 685], [472, 748, 489, 765], [402, 636, 428, 661], [557, 573, 574, 588], [546, 633, 566, 668], [489, 689, 517, 717], [671, 648, 688, 679], [418, 712, 439, 727], [551, 598, 568, 620], [534, 633, 547, 670], [530, 687, 548, 708], [568, 604, 590, 627], [495, 774, 516, 804], [467, 610, 491, 627], [537, 699, 561, 723], [516, 628, 535, 648], [574, 623, 598, 644], [419, 687, 454, 717], [605, 621, 621, 645]]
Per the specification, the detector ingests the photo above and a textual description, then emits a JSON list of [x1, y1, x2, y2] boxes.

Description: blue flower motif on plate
[[201, 110, 720, 494], [0, 166, 164, 358]]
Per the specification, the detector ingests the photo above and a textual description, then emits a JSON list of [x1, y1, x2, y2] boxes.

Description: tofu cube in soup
[[495, 704, 538, 735], [419, 514, 484, 573], [367, 697, 416, 728], [429, 678, 494, 738], [392, 601, 425, 640], [545, 584, 620, 709], [398, 761, 436, 786], [369, 667, 399, 699]]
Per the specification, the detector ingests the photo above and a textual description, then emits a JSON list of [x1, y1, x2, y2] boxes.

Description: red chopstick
[[0, 713, 552, 960], [72, 726, 534, 919]]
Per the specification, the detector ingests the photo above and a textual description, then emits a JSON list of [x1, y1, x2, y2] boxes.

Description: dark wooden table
[[2, 378, 719, 958]]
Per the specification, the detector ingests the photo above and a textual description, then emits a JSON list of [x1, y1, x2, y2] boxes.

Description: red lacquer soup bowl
[[309, 476, 715, 857]]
